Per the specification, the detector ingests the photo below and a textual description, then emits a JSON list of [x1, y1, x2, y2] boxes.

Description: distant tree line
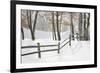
[[21, 10, 39, 40], [78, 13, 90, 40], [21, 10, 90, 41]]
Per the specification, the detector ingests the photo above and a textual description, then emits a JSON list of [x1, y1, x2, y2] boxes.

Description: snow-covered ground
[[22, 28, 70, 40], [21, 40, 90, 63], [21, 28, 90, 64]]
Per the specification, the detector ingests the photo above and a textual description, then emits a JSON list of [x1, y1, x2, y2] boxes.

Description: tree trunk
[[87, 13, 90, 28], [84, 13, 90, 40], [78, 13, 82, 40], [21, 11, 24, 40], [59, 12, 63, 33], [56, 12, 61, 40], [27, 10, 34, 40], [84, 13, 87, 40], [87, 13, 90, 40], [52, 12, 57, 40], [21, 27, 24, 40], [70, 13, 74, 40], [27, 10, 39, 40], [32, 11, 39, 40]]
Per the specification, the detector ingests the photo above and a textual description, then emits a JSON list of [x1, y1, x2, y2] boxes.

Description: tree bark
[[27, 10, 34, 40], [52, 12, 57, 40], [84, 13, 87, 40], [32, 11, 39, 40], [21, 27, 24, 40], [56, 12, 61, 40], [84, 13, 90, 40], [70, 13, 74, 40], [87, 13, 90, 28], [78, 13, 82, 40], [21, 10, 24, 40], [87, 13, 90, 40], [27, 10, 39, 40], [59, 12, 63, 33]]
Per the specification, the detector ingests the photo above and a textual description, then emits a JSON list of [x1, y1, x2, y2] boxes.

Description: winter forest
[[21, 10, 90, 41], [21, 9, 91, 63]]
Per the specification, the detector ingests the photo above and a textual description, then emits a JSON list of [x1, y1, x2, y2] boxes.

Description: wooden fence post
[[37, 43, 41, 58], [69, 35, 71, 46], [58, 42, 60, 54]]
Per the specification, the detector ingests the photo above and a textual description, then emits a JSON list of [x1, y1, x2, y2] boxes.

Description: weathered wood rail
[[21, 35, 72, 63]]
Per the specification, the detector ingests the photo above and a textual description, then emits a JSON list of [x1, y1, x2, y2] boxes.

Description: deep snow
[[21, 28, 90, 63], [21, 40, 90, 63], [22, 28, 70, 40]]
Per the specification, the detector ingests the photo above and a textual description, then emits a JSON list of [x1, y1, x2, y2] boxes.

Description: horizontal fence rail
[[22, 49, 58, 56], [21, 43, 59, 59], [21, 44, 58, 49], [21, 35, 72, 62]]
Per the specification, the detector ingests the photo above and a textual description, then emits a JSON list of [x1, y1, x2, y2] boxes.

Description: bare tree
[[87, 13, 90, 40], [21, 10, 24, 40], [78, 13, 90, 41], [27, 10, 34, 40], [70, 12, 74, 40], [84, 13, 87, 40], [56, 11, 61, 40], [51, 12, 57, 40], [27, 10, 39, 40], [59, 12, 63, 33], [32, 11, 39, 40], [78, 13, 83, 40], [21, 28, 24, 40], [84, 13, 90, 40]]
